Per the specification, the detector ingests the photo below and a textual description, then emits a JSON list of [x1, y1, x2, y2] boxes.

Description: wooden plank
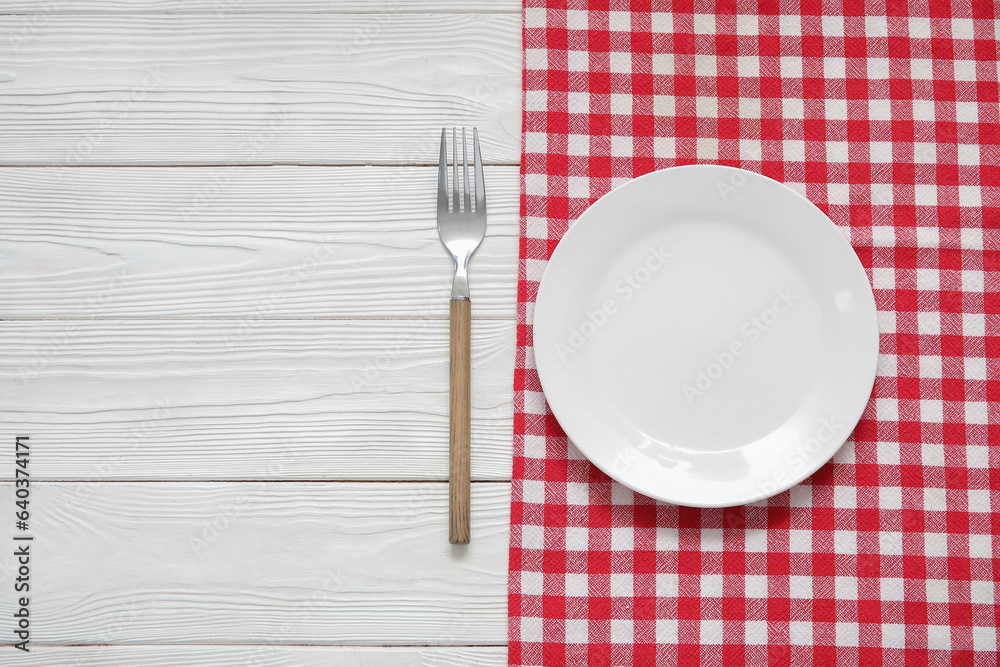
[[0, 14, 521, 165], [13, 646, 508, 666], [0, 482, 510, 645], [14, 646, 507, 666], [0, 0, 520, 11], [0, 166, 518, 318], [1, 319, 514, 480]]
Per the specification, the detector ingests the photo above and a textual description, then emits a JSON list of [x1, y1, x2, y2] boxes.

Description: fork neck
[[451, 255, 471, 300]]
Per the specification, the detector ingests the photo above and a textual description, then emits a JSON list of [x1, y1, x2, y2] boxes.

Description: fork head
[[437, 127, 487, 300]]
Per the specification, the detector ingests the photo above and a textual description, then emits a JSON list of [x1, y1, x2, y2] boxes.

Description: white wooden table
[[1, 2, 521, 663]]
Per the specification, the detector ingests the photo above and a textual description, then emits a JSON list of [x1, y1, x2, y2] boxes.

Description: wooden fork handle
[[449, 298, 471, 544]]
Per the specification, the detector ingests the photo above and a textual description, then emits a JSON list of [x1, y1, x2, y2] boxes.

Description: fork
[[437, 127, 486, 544]]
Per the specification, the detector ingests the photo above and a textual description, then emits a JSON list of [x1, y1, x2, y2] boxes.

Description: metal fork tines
[[436, 127, 486, 544], [437, 127, 487, 300]]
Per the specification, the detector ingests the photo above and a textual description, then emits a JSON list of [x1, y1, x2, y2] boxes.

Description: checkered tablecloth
[[508, 1, 998, 665]]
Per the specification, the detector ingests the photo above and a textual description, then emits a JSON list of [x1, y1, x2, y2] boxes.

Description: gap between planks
[[0, 10, 521, 13], [0, 0, 521, 10], [0, 316, 518, 321], [0, 163, 521, 168], [0, 477, 519, 486]]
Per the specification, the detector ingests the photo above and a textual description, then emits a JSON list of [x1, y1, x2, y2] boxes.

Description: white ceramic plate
[[534, 165, 878, 507]]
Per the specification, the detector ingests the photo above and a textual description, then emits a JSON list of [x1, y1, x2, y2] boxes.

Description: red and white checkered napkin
[[508, 2, 998, 665]]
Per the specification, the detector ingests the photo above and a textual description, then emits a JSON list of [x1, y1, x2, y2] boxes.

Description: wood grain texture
[[1, 319, 514, 480], [0, 482, 510, 645], [0, 166, 517, 318], [0, 14, 521, 165], [0, 0, 519, 11], [449, 298, 471, 543], [0, 4, 522, 657], [15, 646, 507, 666]]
